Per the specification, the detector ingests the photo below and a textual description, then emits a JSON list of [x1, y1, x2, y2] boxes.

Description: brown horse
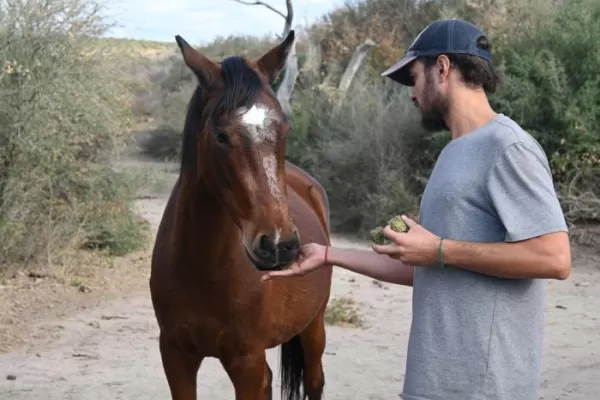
[[149, 30, 333, 400]]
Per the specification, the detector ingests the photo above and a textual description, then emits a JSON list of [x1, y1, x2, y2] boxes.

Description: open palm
[[261, 243, 326, 281]]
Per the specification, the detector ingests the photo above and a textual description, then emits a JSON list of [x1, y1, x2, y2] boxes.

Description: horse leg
[[221, 351, 271, 400], [299, 312, 327, 400], [159, 333, 203, 400], [263, 361, 273, 399]]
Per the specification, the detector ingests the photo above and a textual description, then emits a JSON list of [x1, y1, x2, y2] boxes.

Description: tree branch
[[230, 0, 286, 20], [232, 0, 296, 117]]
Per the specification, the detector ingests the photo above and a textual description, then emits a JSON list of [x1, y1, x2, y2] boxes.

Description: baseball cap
[[381, 19, 492, 86]]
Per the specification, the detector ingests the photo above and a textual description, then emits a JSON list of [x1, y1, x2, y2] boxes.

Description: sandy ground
[[0, 157, 599, 400]]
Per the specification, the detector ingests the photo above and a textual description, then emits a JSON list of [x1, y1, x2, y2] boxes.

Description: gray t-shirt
[[402, 114, 568, 400]]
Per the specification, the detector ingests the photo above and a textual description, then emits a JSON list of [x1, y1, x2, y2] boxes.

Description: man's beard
[[418, 74, 449, 133], [421, 106, 448, 132]]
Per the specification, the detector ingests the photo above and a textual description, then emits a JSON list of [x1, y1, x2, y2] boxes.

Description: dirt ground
[[0, 156, 598, 400]]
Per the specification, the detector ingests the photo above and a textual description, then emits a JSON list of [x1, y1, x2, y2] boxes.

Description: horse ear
[[175, 35, 219, 88], [256, 30, 295, 84]]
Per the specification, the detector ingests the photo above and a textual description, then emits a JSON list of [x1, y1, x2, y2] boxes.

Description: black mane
[[180, 56, 264, 173]]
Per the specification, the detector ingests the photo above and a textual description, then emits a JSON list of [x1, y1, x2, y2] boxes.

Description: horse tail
[[280, 334, 305, 400]]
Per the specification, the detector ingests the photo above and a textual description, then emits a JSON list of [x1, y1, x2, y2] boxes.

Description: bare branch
[[282, 0, 294, 37], [338, 39, 376, 94], [232, 0, 296, 116], [230, 0, 286, 19]]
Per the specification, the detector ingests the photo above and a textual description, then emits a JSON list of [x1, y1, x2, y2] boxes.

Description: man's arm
[[327, 247, 415, 286], [446, 140, 571, 280], [442, 231, 570, 280]]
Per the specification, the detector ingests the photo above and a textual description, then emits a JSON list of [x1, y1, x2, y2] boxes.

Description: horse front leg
[[221, 350, 272, 400], [159, 332, 204, 400]]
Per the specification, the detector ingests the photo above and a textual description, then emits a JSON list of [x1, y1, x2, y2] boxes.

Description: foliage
[[0, 0, 149, 267], [325, 296, 364, 327], [490, 0, 600, 182], [484, 0, 600, 225], [137, 0, 600, 237], [288, 76, 423, 234]]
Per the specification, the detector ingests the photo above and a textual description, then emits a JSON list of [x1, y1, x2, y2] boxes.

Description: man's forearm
[[442, 233, 570, 280], [327, 247, 414, 286]]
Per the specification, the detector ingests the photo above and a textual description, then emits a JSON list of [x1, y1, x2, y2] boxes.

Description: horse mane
[[180, 56, 264, 175]]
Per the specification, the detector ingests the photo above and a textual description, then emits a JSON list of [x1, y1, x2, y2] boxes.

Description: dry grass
[[325, 295, 364, 327]]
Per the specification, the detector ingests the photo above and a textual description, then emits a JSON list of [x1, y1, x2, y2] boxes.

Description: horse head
[[174, 31, 299, 272]]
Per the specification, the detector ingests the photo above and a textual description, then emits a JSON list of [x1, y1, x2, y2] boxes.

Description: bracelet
[[439, 237, 446, 269]]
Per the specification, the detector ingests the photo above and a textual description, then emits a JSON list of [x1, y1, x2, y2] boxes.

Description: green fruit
[[370, 226, 390, 245], [369, 215, 409, 245], [387, 215, 409, 233]]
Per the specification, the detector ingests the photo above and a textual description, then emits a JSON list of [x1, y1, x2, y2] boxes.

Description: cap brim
[[381, 55, 417, 86]]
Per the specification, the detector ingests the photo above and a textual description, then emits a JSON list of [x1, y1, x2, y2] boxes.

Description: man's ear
[[436, 54, 452, 82]]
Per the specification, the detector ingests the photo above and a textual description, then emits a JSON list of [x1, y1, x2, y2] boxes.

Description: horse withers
[[149, 30, 333, 400]]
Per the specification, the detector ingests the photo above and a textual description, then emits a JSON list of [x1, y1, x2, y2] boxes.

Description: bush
[[310, 0, 438, 82], [135, 0, 600, 236], [490, 0, 600, 223], [289, 75, 425, 235], [0, 0, 149, 267]]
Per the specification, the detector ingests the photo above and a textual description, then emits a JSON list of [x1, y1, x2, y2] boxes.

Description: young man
[[262, 19, 571, 400]]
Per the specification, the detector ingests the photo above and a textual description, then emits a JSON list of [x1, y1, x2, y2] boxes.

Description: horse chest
[[168, 303, 266, 358]]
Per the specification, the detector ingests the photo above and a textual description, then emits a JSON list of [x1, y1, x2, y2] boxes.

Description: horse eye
[[215, 131, 229, 145]]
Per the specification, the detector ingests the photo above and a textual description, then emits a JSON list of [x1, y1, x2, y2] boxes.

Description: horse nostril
[[263, 235, 276, 250], [277, 235, 300, 263], [254, 231, 300, 266], [256, 234, 275, 258], [280, 237, 300, 251]]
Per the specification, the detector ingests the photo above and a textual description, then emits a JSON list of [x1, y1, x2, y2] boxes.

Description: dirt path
[[0, 159, 599, 399]]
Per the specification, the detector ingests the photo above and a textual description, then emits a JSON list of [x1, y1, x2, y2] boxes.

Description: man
[[262, 19, 571, 400]]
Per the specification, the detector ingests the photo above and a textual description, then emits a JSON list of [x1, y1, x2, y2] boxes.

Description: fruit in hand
[[387, 215, 409, 234], [370, 226, 388, 245], [370, 215, 409, 245]]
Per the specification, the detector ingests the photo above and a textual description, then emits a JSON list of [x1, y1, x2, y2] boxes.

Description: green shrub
[[289, 75, 424, 235], [0, 0, 149, 267], [135, 0, 600, 236], [489, 0, 600, 222]]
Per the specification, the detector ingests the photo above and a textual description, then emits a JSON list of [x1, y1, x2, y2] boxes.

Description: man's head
[[381, 19, 501, 132]]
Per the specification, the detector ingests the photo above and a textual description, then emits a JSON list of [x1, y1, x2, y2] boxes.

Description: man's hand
[[372, 215, 441, 266], [261, 243, 327, 281]]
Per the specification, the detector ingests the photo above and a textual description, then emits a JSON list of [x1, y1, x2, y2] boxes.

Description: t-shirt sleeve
[[486, 141, 568, 242]]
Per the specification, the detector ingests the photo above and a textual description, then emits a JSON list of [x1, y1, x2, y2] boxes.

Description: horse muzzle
[[245, 230, 300, 271]]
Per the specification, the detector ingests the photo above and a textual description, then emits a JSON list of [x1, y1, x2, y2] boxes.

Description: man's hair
[[418, 36, 501, 94]]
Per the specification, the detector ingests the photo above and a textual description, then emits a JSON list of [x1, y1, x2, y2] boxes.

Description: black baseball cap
[[381, 19, 492, 86]]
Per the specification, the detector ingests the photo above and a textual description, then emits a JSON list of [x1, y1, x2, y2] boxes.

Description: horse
[[149, 30, 333, 400]]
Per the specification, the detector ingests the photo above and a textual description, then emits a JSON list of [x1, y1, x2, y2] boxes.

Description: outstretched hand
[[260, 243, 327, 281], [372, 215, 441, 266]]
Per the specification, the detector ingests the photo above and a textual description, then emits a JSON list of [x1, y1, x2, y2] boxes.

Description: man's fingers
[[401, 214, 418, 228], [261, 265, 305, 281], [372, 243, 398, 255], [382, 225, 402, 240]]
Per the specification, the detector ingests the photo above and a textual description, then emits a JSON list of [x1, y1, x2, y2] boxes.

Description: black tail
[[280, 334, 305, 400]]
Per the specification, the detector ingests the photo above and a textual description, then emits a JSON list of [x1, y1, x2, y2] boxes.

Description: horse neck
[[175, 173, 258, 296], [173, 174, 244, 281]]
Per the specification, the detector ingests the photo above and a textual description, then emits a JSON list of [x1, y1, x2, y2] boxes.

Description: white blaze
[[240, 104, 277, 143], [273, 228, 281, 245], [238, 103, 283, 200], [262, 154, 281, 199]]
